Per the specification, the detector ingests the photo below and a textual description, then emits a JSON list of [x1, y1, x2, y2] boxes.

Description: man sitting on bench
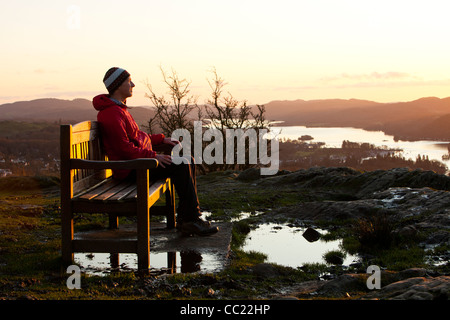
[[92, 67, 218, 236]]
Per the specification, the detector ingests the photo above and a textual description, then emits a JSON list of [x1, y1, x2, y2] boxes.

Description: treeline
[[0, 121, 60, 176], [1, 120, 448, 176], [279, 139, 448, 174]]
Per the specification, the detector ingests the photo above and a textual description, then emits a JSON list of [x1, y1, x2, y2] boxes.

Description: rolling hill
[[2, 96, 450, 141], [264, 97, 450, 141], [0, 98, 155, 128]]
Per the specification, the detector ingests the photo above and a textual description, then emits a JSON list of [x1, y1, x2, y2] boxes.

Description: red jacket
[[92, 94, 165, 179]]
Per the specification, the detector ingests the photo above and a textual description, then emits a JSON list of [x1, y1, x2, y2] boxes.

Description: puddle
[[242, 223, 358, 268], [230, 211, 263, 222], [73, 213, 358, 275], [72, 219, 233, 276], [424, 244, 450, 267], [75, 250, 224, 276]]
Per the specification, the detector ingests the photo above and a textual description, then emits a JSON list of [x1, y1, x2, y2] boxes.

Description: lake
[[272, 126, 450, 169]]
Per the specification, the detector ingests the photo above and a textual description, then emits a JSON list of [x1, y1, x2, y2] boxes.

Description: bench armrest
[[70, 158, 159, 170]]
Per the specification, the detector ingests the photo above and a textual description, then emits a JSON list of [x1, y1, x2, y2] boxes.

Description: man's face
[[117, 76, 135, 98]]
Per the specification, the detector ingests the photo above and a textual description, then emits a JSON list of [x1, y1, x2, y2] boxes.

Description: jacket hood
[[92, 94, 120, 111]]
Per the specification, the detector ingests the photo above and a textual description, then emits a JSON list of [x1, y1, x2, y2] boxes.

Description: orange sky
[[2, 0, 450, 106]]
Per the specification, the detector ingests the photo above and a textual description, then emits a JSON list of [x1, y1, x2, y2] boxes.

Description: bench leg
[[166, 181, 176, 229], [108, 214, 119, 229], [137, 169, 150, 272], [137, 208, 150, 272], [167, 251, 177, 274], [61, 209, 74, 265], [110, 253, 119, 269]]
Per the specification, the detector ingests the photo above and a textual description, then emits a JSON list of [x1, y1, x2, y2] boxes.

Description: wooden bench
[[60, 120, 176, 272]]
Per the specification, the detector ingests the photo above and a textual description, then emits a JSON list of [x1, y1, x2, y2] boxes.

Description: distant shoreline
[[2, 96, 450, 142]]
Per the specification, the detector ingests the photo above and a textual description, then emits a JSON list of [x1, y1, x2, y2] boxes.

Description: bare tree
[[205, 68, 267, 130], [144, 66, 202, 135], [144, 67, 272, 173], [204, 68, 270, 172]]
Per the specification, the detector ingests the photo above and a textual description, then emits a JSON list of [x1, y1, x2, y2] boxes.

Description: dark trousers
[[148, 156, 201, 222]]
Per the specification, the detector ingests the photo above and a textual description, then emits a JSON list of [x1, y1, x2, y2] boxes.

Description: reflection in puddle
[[74, 216, 358, 275], [242, 223, 358, 268], [230, 211, 263, 222], [75, 250, 223, 276]]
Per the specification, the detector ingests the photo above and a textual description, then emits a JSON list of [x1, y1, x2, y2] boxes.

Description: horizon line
[[1, 95, 450, 108]]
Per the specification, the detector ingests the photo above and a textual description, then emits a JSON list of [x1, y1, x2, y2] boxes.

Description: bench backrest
[[60, 120, 111, 195]]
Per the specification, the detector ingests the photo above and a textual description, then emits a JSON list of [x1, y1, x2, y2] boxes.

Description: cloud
[[32, 68, 64, 75], [320, 71, 416, 83], [33, 69, 46, 74], [270, 73, 450, 94], [312, 71, 450, 90]]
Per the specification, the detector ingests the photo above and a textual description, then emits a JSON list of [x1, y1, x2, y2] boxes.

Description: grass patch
[[372, 247, 427, 271], [323, 250, 346, 265], [230, 220, 252, 248], [0, 175, 60, 192], [353, 211, 394, 250], [0, 170, 447, 300], [197, 173, 308, 216]]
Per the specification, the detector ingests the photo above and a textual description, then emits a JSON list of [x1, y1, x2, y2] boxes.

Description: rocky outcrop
[[253, 167, 450, 249], [362, 269, 449, 300], [275, 268, 449, 300], [363, 272, 450, 300], [259, 166, 450, 198], [205, 167, 450, 300], [247, 167, 450, 300]]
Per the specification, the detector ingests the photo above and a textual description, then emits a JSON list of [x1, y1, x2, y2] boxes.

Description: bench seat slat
[[148, 179, 167, 206], [94, 181, 135, 201], [73, 178, 169, 204], [109, 184, 137, 201], [74, 176, 113, 198], [77, 179, 123, 200], [118, 179, 168, 206], [124, 189, 137, 200], [120, 179, 166, 202]]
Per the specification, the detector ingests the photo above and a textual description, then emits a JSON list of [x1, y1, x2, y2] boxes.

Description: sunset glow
[[2, 0, 450, 106]]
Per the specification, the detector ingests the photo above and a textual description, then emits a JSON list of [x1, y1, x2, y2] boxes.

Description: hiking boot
[[180, 219, 219, 236]]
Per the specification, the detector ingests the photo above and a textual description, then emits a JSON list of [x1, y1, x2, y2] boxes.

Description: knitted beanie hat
[[103, 67, 130, 94]]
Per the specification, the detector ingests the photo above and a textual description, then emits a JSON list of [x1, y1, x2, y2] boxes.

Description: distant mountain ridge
[[2, 96, 450, 141], [0, 98, 155, 128], [265, 97, 450, 125], [264, 97, 450, 141]]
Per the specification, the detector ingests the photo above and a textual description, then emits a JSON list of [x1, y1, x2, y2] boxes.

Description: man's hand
[[155, 154, 172, 168], [162, 137, 180, 146]]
